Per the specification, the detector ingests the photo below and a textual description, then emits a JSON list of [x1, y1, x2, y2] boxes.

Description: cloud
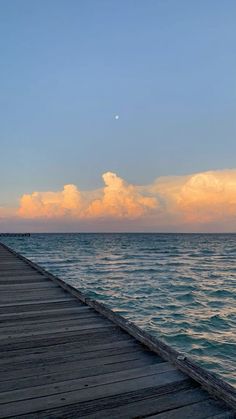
[[85, 172, 157, 218], [177, 171, 236, 222], [18, 184, 81, 218], [18, 172, 157, 219], [150, 170, 236, 224], [18, 172, 158, 220], [2, 169, 236, 231]]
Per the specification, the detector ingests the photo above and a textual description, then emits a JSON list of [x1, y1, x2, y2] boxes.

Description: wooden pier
[[0, 233, 30, 237], [0, 242, 235, 418]]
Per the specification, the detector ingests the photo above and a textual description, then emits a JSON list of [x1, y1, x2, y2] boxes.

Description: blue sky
[[0, 0, 235, 209]]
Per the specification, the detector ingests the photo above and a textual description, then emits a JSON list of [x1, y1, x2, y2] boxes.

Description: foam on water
[[2, 233, 236, 386]]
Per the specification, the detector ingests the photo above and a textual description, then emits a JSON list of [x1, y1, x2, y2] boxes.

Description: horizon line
[[1, 231, 236, 235]]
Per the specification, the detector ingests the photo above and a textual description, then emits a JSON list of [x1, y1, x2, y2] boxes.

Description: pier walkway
[[0, 242, 235, 418]]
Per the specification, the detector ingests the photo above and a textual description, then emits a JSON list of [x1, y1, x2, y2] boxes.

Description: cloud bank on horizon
[[1, 169, 236, 232]]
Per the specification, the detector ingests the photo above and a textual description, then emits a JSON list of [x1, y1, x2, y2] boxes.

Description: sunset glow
[[0, 169, 235, 232]]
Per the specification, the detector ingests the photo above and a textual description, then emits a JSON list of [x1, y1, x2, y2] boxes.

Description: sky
[[0, 0, 236, 232]]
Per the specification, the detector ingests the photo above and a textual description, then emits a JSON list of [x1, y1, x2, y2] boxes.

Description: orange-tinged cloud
[[177, 171, 236, 222], [18, 172, 157, 220], [86, 172, 157, 218], [2, 168, 236, 231], [149, 170, 236, 223], [18, 184, 81, 218]]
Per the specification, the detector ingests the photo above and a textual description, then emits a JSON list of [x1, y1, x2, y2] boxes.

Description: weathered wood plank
[[0, 282, 59, 290], [0, 276, 50, 284], [0, 260, 29, 265], [0, 299, 81, 315], [147, 399, 232, 418], [0, 260, 24, 264], [0, 288, 67, 297], [0, 305, 91, 322], [0, 297, 75, 309], [209, 413, 235, 419], [0, 357, 160, 393], [0, 311, 109, 329], [0, 338, 136, 364], [0, 350, 159, 382], [0, 293, 72, 304], [0, 325, 127, 352], [0, 344, 144, 374], [0, 270, 45, 277], [0, 268, 35, 273], [0, 363, 176, 404], [0, 322, 116, 345], [0, 319, 115, 344], [0, 273, 46, 280], [78, 387, 210, 419], [10, 382, 195, 419], [0, 308, 97, 326], [0, 369, 189, 418], [0, 327, 125, 352]]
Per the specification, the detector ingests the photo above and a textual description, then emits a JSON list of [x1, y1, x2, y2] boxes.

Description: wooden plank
[[0, 316, 104, 335], [0, 350, 159, 382], [0, 326, 124, 352], [0, 316, 111, 334], [0, 343, 143, 374], [0, 254, 24, 257], [78, 387, 210, 419], [0, 233, 30, 236], [0, 322, 116, 344], [0, 276, 50, 284], [0, 297, 75, 309], [0, 310, 105, 333], [0, 300, 81, 315], [0, 338, 136, 364], [0, 273, 46, 279], [0, 327, 129, 352], [0, 282, 60, 290], [0, 294, 66, 302], [0, 288, 67, 297], [0, 261, 29, 266], [0, 363, 176, 404], [0, 306, 90, 320], [0, 369, 190, 418], [0, 308, 97, 326], [0, 357, 160, 393], [0, 316, 114, 338], [147, 399, 232, 418], [0, 292, 71, 303], [0, 268, 34, 273], [0, 260, 17, 262], [12, 393, 234, 419], [1, 382, 193, 419], [209, 414, 235, 419], [0, 270, 44, 277], [0, 296, 74, 305]]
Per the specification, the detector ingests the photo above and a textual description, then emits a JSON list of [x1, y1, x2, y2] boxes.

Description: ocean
[[1, 233, 236, 387]]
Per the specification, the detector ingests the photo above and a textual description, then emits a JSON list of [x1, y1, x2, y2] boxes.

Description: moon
[[115, 115, 119, 120]]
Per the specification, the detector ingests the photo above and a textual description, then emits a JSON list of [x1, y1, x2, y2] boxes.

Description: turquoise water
[[2, 233, 236, 387]]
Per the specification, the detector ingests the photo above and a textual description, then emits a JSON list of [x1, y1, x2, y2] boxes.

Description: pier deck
[[0, 242, 235, 418]]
